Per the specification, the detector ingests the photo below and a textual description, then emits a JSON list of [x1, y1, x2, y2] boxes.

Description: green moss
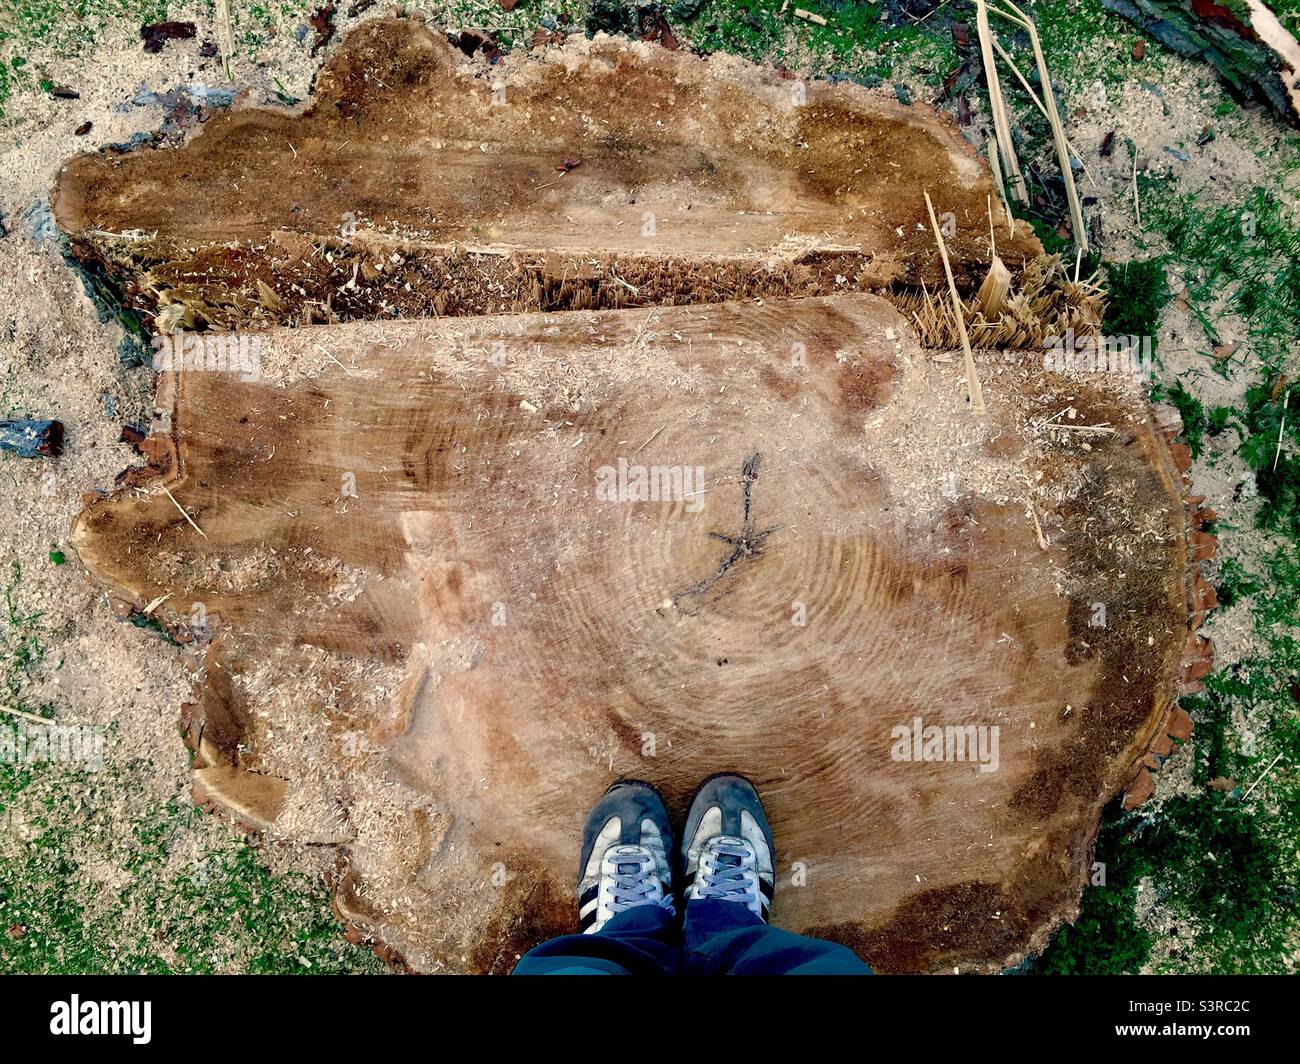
[[1240, 381, 1300, 538], [1034, 808, 1153, 974], [1103, 258, 1169, 341], [1166, 380, 1207, 459], [1143, 184, 1300, 373]]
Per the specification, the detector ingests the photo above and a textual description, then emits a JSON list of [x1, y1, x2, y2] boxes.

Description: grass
[[0, 766, 389, 973], [1035, 171, 1300, 975], [0, 561, 386, 974], [2, 561, 52, 721], [1144, 184, 1300, 374]]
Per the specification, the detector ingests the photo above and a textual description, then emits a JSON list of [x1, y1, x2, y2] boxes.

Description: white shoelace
[[696, 837, 760, 905], [605, 847, 672, 914]]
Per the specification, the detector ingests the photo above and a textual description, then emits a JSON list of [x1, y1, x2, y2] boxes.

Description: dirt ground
[[1, 2, 1296, 973]]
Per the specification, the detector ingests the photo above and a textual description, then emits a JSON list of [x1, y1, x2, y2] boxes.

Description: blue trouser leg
[[513, 901, 874, 975], [683, 900, 874, 975], [512, 903, 681, 975]]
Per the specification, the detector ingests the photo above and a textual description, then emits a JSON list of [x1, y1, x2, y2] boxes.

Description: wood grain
[[73, 295, 1197, 972]]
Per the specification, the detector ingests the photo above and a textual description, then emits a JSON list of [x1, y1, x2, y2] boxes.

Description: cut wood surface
[[52, 17, 1043, 330], [72, 295, 1206, 972]]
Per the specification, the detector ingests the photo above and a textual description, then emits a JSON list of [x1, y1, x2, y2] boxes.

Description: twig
[[924, 191, 985, 414], [215, 0, 235, 81], [632, 309, 658, 348], [160, 484, 209, 539], [794, 7, 828, 25], [1273, 389, 1289, 472], [634, 425, 665, 454], [976, 0, 1027, 203], [985, 137, 1015, 236], [315, 343, 356, 376], [1028, 501, 1049, 549], [1132, 146, 1142, 228], [1240, 751, 1285, 802], [1031, 407, 1071, 430], [990, 35, 1093, 184], [0, 704, 57, 726], [989, 1, 1087, 257], [1050, 423, 1116, 434], [143, 592, 172, 614]]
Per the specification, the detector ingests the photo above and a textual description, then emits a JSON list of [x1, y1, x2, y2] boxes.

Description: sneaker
[[680, 773, 776, 922], [577, 780, 675, 934]]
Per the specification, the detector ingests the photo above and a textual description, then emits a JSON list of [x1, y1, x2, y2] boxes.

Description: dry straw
[[924, 191, 986, 415]]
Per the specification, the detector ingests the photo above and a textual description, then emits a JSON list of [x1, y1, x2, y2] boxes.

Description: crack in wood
[[672, 452, 780, 614]]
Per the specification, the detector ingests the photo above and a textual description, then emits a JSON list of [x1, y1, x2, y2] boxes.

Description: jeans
[[513, 900, 873, 975]]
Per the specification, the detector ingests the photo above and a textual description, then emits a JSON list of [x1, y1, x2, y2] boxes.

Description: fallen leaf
[[141, 21, 196, 53], [456, 29, 501, 61], [309, 4, 337, 56]]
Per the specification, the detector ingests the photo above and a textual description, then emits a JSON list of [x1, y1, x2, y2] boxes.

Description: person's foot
[[680, 773, 776, 922], [577, 780, 675, 934]]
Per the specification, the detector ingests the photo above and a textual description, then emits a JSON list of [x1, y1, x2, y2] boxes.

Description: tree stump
[[71, 294, 1210, 972], [59, 18, 1213, 972]]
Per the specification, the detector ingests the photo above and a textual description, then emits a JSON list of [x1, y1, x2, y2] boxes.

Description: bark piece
[[1167, 706, 1194, 740], [1102, 0, 1300, 125], [0, 419, 64, 458], [1123, 767, 1156, 809], [71, 295, 1202, 973], [141, 22, 197, 54]]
